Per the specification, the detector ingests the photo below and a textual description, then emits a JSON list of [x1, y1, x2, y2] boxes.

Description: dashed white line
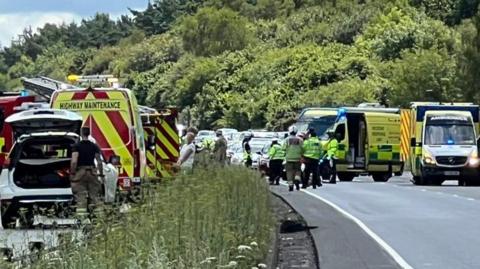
[[467, 198, 475, 201], [301, 189, 414, 269], [453, 194, 459, 198]]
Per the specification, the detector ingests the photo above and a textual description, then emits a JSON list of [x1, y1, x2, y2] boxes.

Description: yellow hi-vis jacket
[[325, 138, 338, 159], [303, 137, 322, 160]]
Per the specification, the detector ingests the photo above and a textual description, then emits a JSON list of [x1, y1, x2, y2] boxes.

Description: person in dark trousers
[[70, 127, 104, 217], [243, 133, 253, 167], [268, 138, 285, 185], [302, 129, 322, 189]]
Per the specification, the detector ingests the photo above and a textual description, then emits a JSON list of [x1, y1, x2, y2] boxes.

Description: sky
[[0, 0, 149, 46]]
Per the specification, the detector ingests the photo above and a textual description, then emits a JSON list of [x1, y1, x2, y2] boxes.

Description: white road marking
[[453, 194, 459, 198], [421, 189, 427, 192], [300, 189, 414, 269], [467, 198, 475, 201]]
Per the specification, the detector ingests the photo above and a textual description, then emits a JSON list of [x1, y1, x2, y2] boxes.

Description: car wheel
[[372, 173, 391, 182], [337, 173, 355, 182]]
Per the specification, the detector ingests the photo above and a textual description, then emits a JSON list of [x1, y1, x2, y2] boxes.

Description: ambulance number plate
[[444, 171, 460, 176]]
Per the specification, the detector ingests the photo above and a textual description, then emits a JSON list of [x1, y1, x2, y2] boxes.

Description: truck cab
[[409, 103, 480, 185]]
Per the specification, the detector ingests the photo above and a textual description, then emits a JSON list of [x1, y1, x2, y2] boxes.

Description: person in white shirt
[[177, 132, 196, 174]]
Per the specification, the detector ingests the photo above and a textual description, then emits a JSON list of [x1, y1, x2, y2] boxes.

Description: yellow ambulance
[[326, 107, 403, 182]]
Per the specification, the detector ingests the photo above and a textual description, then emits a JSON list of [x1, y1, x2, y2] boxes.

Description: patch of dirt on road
[[269, 193, 319, 269]]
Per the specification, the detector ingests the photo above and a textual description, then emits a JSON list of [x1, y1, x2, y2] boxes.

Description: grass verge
[[16, 166, 273, 269]]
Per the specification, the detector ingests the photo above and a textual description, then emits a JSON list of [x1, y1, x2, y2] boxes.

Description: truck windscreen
[[425, 116, 475, 145]]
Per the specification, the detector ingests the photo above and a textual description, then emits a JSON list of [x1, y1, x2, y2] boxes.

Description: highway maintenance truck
[[326, 107, 403, 182], [408, 103, 480, 186], [50, 75, 148, 195]]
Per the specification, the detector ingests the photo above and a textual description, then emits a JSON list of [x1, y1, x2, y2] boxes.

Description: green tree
[[178, 7, 254, 56], [356, 6, 456, 60], [456, 14, 480, 102], [410, 0, 480, 25], [131, 0, 202, 35], [381, 49, 459, 107]]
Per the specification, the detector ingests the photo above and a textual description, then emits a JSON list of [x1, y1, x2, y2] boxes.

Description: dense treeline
[[1, 0, 480, 130]]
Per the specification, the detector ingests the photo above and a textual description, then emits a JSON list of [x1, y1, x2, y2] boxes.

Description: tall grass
[[19, 166, 273, 269]]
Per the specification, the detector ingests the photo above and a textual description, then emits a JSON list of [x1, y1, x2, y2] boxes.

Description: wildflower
[[238, 245, 252, 251], [250, 241, 258, 247], [227, 261, 238, 267], [200, 257, 217, 264], [235, 255, 246, 259], [257, 263, 267, 268]]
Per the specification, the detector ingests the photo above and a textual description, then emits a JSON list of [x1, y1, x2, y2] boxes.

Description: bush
[[24, 167, 274, 269]]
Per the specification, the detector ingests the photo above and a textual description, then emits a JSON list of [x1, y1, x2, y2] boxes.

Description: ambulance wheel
[[430, 178, 444, 186], [372, 173, 390, 182], [337, 173, 354, 182]]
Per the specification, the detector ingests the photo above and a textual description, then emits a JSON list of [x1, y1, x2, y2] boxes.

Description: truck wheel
[[337, 173, 354, 182], [372, 173, 391, 182]]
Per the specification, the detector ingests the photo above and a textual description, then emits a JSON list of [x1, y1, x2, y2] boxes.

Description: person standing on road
[[70, 127, 104, 217], [177, 132, 196, 174], [324, 130, 339, 184], [284, 126, 304, 191], [243, 133, 253, 168], [302, 129, 322, 189], [213, 130, 228, 166], [268, 138, 285, 185]]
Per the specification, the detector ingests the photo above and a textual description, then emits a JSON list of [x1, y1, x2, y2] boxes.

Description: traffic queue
[[251, 102, 480, 190]]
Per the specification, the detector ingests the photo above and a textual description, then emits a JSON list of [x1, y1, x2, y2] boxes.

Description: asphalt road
[[271, 173, 480, 269]]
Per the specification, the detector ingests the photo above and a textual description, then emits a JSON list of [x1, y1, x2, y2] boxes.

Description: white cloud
[[0, 12, 82, 47]]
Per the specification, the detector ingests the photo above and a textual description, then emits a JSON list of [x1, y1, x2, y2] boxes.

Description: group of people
[[267, 126, 340, 192], [177, 127, 228, 173], [178, 125, 341, 192]]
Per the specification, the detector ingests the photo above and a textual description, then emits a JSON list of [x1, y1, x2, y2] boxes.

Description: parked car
[[194, 130, 215, 144], [250, 138, 272, 169], [0, 109, 119, 229], [219, 128, 239, 142], [229, 145, 244, 165], [252, 131, 278, 139], [258, 143, 271, 175]]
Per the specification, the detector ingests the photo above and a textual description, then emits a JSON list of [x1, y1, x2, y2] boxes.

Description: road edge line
[[302, 189, 413, 269]]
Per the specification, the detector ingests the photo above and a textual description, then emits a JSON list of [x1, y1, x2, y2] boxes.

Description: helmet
[[244, 132, 253, 138], [288, 125, 298, 134], [272, 138, 279, 143]]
